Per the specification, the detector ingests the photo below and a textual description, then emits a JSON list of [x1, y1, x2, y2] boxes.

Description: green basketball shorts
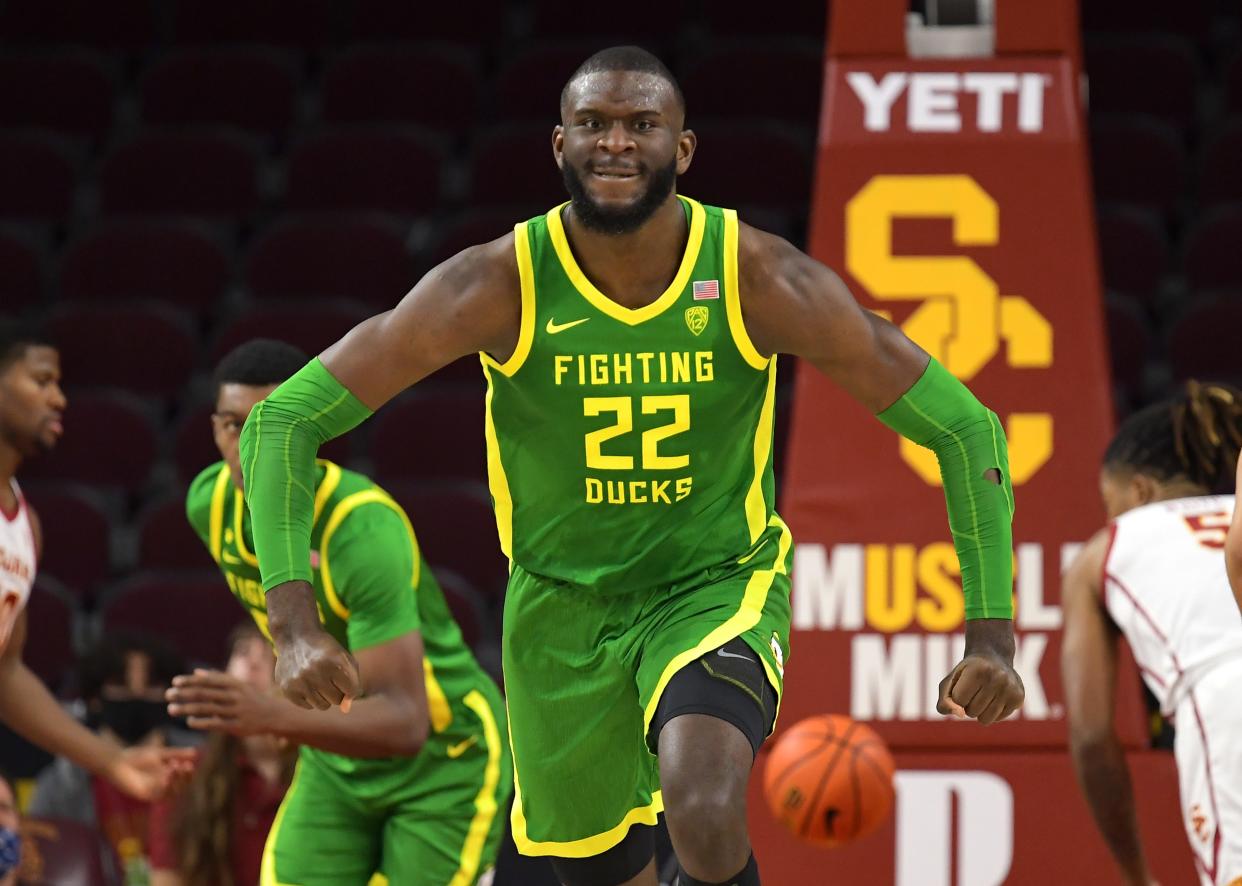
[[502, 515, 793, 858], [261, 688, 512, 886]]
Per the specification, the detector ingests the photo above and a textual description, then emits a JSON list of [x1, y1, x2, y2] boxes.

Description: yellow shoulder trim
[[723, 208, 771, 371], [546, 196, 706, 326], [312, 459, 342, 526], [481, 222, 536, 378], [208, 465, 232, 564], [233, 488, 259, 568], [319, 489, 420, 622]]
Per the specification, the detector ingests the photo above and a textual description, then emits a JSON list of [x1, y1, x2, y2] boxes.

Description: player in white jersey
[[1063, 381, 1242, 886], [0, 321, 192, 801], [1227, 457, 1242, 608]]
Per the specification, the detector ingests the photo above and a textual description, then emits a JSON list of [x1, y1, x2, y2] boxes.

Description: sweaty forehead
[[563, 70, 680, 118]]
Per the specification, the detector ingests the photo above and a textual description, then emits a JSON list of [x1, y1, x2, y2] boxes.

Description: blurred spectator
[[148, 624, 294, 886], [28, 632, 186, 885], [0, 771, 20, 885]]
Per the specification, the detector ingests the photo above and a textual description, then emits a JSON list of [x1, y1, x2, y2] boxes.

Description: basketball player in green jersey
[[170, 339, 511, 886], [239, 48, 1024, 886]]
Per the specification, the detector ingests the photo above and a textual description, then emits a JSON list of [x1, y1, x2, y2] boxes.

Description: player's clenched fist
[[266, 581, 362, 711], [937, 618, 1025, 725]]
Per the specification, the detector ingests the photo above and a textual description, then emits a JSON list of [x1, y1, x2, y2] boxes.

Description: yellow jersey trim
[[208, 465, 231, 564], [448, 690, 504, 885], [233, 490, 260, 568], [424, 658, 453, 733], [545, 195, 706, 326], [641, 515, 792, 737], [319, 489, 420, 622], [259, 759, 302, 886], [481, 364, 514, 560], [480, 222, 537, 378], [311, 459, 342, 525], [510, 766, 664, 858], [743, 362, 779, 544], [723, 208, 770, 371]]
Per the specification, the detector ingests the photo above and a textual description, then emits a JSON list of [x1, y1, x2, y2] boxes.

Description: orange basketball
[[763, 713, 896, 847]]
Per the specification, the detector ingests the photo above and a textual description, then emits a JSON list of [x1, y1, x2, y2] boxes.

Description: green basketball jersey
[[481, 196, 781, 595], [186, 459, 503, 779]]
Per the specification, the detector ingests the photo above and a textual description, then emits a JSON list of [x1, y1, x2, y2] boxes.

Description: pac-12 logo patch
[[685, 306, 709, 336]]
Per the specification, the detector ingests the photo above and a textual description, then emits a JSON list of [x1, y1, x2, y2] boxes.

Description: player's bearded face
[[0, 347, 64, 458], [561, 153, 678, 235]]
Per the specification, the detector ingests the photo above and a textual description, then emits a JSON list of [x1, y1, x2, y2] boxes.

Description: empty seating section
[[99, 130, 259, 217], [0, 52, 113, 140], [0, 134, 75, 219], [140, 48, 297, 135], [321, 47, 481, 132], [284, 129, 443, 212]]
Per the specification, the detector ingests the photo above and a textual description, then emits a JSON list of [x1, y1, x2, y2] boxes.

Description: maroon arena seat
[[23, 582, 77, 688], [371, 390, 487, 483], [1167, 298, 1242, 385], [426, 209, 537, 269], [49, 305, 196, 399], [0, 0, 155, 49], [0, 134, 75, 220], [0, 231, 45, 311], [321, 46, 481, 132], [386, 481, 507, 597], [208, 300, 370, 363], [434, 569, 485, 649], [679, 122, 812, 211], [59, 220, 230, 314], [1085, 37, 1198, 129], [468, 125, 564, 205], [136, 495, 216, 571], [173, 0, 332, 49], [140, 48, 297, 136], [1079, 0, 1211, 40], [1227, 53, 1242, 115], [1104, 298, 1154, 393], [681, 43, 823, 126], [1184, 207, 1242, 291], [0, 52, 114, 140], [1089, 116, 1185, 212], [20, 392, 156, 493], [530, 0, 679, 40], [99, 130, 259, 218], [246, 215, 412, 307], [1094, 206, 1168, 301], [22, 487, 111, 597], [700, 0, 828, 38], [284, 130, 443, 213], [100, 572, 248, 666], [346, 0, 505, 44], [1197, 121, 1242, 206], [493, 43, 597, 122]]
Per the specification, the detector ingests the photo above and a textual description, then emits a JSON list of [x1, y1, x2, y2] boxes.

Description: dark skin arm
[[1227, 459, 1242, 612], [264, 237, 522, 710], [168, 631, 429, 757], [0, 508, 194, 798], [738, 224, 1023, 724], [1062, 528, 1156, 886]]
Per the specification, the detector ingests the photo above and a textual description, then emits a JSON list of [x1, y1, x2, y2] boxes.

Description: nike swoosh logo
[[222, 552, 242, 565], [546, 317, 590, 335], [716, 648, 753, 662], [736, 539, 771, 565], [446, 735, 478, 759]]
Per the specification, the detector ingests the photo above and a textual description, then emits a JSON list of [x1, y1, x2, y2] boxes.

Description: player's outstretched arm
[[239, 236, 521, 710], [1062, 529, 1157, 886], [1227, 458, 1242, 611], [738, 224, 1022, 724], [168, 632, 430, 758]]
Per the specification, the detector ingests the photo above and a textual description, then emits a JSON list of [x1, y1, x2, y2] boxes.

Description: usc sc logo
[[846, 174, 1053, 486]]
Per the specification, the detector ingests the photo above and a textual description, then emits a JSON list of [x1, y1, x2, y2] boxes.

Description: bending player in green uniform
[[240, 48, 1024, 886], [169, 339, 511, 886]]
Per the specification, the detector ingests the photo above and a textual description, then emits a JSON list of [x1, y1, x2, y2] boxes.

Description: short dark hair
[[0, 318, 54, 372], [561, 45, 685, 117], [1103, 380, 1242, 494], [212, 339, 309, 397], [76, 630, 186, 702]]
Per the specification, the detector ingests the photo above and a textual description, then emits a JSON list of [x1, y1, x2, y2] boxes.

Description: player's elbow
[[389, 698, 430, 756]]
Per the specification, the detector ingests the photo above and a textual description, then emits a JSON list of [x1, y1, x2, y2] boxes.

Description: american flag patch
[[692, 279, 720, 300]]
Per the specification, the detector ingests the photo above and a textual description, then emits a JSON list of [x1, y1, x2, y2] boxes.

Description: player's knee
[[661, 751, 747, 839]]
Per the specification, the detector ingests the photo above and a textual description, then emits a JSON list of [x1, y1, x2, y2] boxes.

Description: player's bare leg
[[658, 713, 754, 883]]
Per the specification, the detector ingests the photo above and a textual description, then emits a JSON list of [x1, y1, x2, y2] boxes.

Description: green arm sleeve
[[238, 359, 372, 590], [877, 359, 1015, 620], [325, 501, 421, 651]]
